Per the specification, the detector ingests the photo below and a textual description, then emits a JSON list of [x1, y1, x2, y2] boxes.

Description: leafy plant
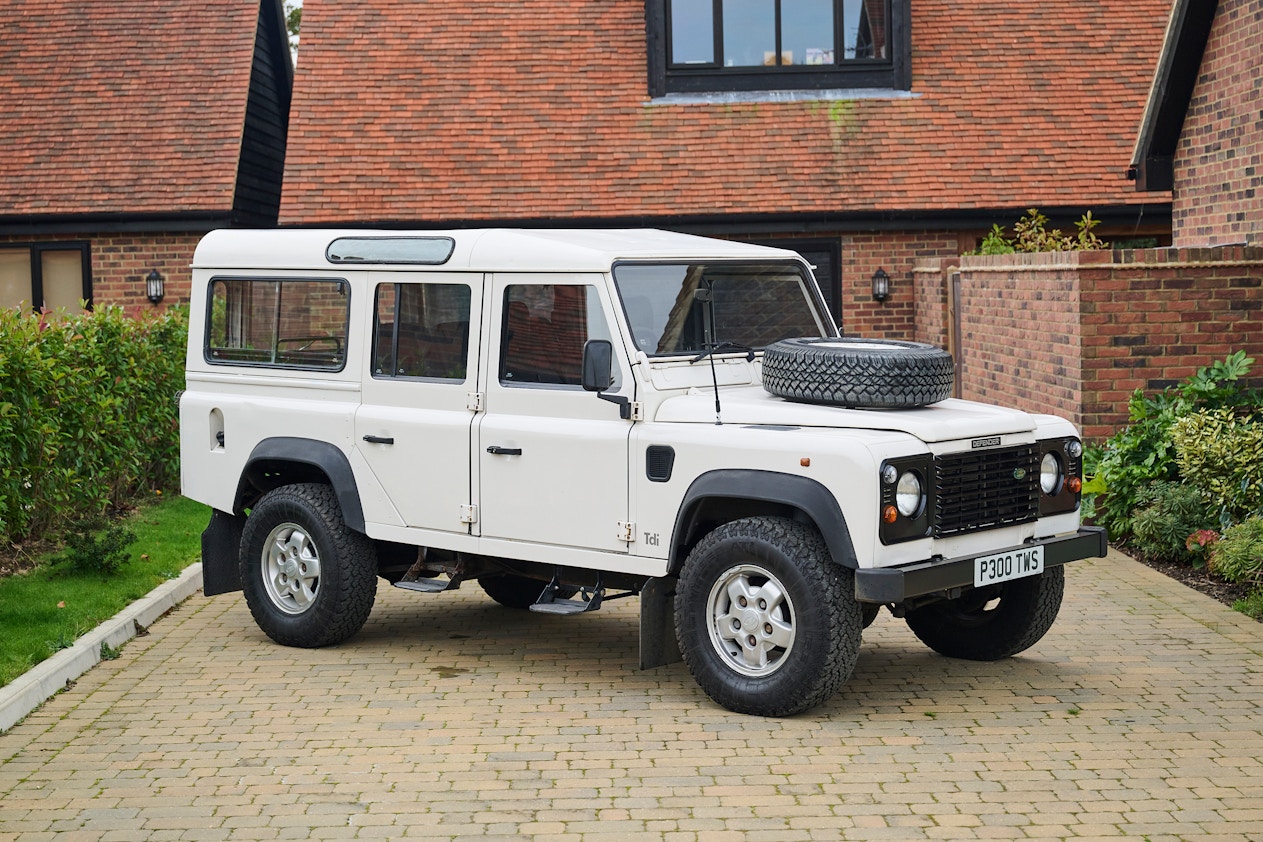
[[53, 518, 137, 577], [1088, 353, 1261, 541], [1209, 518, 1263, 587], [975, 225, 1016, 255], [1172, 408, 1263, 527], [1233, 589, 1263, 621], [1129, 482, 1218, 566], [969, 209, 1111, 254], [0, 305, 187, 546]]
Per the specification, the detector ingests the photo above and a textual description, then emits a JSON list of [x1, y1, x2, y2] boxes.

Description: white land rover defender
[[181, 228, 1105, 717]]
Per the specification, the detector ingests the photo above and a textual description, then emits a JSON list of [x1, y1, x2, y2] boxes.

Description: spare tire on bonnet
[[761, 337, 954, 409]]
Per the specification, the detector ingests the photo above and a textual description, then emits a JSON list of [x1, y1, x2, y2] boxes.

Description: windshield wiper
[[690, 341, 755, 365]]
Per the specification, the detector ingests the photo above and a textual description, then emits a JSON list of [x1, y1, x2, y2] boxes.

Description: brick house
[[280, 0, 1173, 340], [919, 0, 1262, 440], [1130, 0, 1261, 247], [0, 0, 292, 313]]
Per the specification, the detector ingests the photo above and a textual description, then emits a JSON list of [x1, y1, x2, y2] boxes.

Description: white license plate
[[974, 545, 1044, 587]]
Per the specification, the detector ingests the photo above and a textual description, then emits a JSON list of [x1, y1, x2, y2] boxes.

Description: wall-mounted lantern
[[871, 268, 890, 302], [146, 269, 165, 305]]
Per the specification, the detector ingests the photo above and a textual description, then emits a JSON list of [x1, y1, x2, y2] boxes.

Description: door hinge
[[630, 401, 644, 421], [466, 392, 484, 412], [617, 521, 636, 543], [459, 504, 478, 524]]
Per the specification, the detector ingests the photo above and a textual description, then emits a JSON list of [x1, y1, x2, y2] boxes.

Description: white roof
[[192, 228, 801, 272]]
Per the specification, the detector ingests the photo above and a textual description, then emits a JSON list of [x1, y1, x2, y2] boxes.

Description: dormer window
[[648, 0, 909, 96]]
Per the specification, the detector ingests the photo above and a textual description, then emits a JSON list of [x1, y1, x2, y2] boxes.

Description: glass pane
[[375, 283, 472, 380], [41, 250, 85, 313], [0, 249, 32, 309], [613, 263, 823, 356], [501, 285, 608, 387], [671, 0, 714, 64], [782, 0, 834, 66], [326, 237, 455, 265], [722, 0, 776, 67], [845, 0, 887, 60], [208, 278, 349, 370]]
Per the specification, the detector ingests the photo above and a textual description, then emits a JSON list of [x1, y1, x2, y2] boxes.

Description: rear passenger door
[[355, 274, 481, 534]]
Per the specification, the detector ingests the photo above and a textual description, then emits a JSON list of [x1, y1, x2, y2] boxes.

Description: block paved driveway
[[2, 549, 1261, 841]]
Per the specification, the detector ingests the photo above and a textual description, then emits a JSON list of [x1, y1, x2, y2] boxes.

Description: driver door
[[475, 275, 633, 552]]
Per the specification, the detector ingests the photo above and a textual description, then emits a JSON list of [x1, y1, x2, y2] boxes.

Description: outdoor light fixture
[[871, 268, 890, 302], [146, 269, 165, 304]]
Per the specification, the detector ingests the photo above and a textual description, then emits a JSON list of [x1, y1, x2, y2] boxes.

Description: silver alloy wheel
[[705, 563, 796, 677], [262, 522, 322, 615]]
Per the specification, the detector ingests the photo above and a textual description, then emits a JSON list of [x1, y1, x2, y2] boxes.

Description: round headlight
[[1066, 439, 1083, 459], [895, 471, 923, 517], [1040, 452, 1063, 495]]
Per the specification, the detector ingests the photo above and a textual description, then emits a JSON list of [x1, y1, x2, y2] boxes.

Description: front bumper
[[853, 526, 1107, 604]]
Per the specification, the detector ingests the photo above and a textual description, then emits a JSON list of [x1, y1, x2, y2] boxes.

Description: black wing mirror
[[582, 339, 632, 419], [582, 339, 614, 392]]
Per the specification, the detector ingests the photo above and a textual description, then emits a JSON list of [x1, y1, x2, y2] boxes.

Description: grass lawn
[[0, 495, 208, 687]]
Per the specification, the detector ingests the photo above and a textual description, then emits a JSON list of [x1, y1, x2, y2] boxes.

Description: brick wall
[[917, 246, 1263, 441], [951, 252, 1085, 427], [0, 231, 201, 312], [1171, 0, 1263, 247]]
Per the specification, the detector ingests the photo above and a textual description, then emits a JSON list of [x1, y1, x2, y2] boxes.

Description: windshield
[[612, 262, 827, 357]]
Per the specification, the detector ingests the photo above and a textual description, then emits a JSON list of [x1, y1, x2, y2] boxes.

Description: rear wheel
[[675, 516, 862, 717], [240, 484, 378, 648], [904, 566, 1065, 660]]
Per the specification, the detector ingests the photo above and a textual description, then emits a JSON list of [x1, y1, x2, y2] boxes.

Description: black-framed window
[[0, 242, 92, 312], [648, 0, 909, 96]]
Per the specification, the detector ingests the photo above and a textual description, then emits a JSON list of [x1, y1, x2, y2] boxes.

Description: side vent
[[646, 446, 675, 483]]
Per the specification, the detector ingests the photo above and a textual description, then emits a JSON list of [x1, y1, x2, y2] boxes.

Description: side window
[[499, 284, 616, 388], [207, 278, 349, 370], [0, 243, 91, 312], [372, 282, 472, 381]]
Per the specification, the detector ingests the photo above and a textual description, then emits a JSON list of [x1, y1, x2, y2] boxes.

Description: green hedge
[[0, 306, 187, 544]]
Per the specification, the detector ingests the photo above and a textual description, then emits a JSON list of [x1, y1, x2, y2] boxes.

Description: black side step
[[394, 573, 464, 593], [530, 572, 604, 615]]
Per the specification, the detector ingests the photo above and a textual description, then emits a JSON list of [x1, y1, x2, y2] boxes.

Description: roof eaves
[[1129, 0, 1219, 192]]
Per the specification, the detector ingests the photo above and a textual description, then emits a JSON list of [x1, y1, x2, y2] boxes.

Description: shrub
[[0, 305, 187, 545], [1207, 517, 1263, 583], [1088, 352, 1260, 540], [1129, 482, 1218, 566], [53, 518, 137, 577], [1210, 518, 1263, 587], [968, 209, 1109, 254], [1171, 408, 1263, 527]]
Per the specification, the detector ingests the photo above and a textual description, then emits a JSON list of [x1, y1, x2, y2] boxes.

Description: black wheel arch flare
[[669, 469, 859, 575], [236, 437, 366, 533]]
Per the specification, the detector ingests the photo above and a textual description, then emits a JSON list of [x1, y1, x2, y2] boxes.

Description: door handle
[[486, 445, 522, 456], [362, 435, 395, 445]]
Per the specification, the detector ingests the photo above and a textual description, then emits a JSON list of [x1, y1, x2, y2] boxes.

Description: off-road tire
[[240, 483, 378, 648], [762, 337, 954, 408], [479, 574, 576, 609], [674, 516, 863, 717], [904, 566, 1065, 660]]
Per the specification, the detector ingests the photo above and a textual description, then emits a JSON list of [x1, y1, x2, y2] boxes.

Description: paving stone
[[2, 551, 1262, 839]]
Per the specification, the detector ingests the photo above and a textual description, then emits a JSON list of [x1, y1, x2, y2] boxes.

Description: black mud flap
[[201, 509, 245, 596]]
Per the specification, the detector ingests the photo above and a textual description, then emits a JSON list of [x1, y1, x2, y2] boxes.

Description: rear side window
[[372, 282, 472, 381], [206, 278, 350, 370]]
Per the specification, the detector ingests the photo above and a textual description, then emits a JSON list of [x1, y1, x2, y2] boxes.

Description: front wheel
[[904, 566, 1065, 660], [674, 516, 863, 717], [240, 483, 378, 648]]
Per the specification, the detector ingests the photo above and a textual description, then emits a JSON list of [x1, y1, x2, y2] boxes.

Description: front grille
[[934, 445, 1039, 537]]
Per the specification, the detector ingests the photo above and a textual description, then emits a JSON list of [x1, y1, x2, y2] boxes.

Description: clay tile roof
[[0, 0, 264, 219], [281, 0, 1172, 225]]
